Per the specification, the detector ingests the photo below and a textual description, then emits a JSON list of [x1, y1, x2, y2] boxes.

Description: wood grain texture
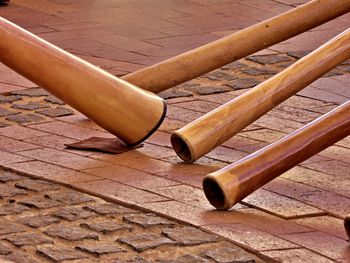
[[0, 17, 166, 145], [123, 0, 350, 93], [171, 29, 350, 163], [203, 101, 350, 210]]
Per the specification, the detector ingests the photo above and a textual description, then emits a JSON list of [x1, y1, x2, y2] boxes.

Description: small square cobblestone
[[45, 190, 95, 205], [19, 215, 60, 228], [4, 232, 53, 246], [80, 221, 132, 234], [76, 243, 126, 256], [0, 203, 30, 216], [52, 206, 95, 221], [45, 225, 99, 241], [19, 197, 62, 209], [118, 233, 175, 252], [123, 213, 175, 228], [36, 246, 88, 261], [84, 203, 137, 215], [162, 227, 219, 246]]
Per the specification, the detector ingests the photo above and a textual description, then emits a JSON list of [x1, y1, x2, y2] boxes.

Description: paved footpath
[[0, 1, 350, 262]]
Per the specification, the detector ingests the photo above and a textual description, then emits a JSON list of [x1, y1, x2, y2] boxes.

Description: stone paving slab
[[0, 1, 350, 262]]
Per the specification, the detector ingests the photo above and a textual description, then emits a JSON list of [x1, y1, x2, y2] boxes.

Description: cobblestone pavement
[[0, 1, 350, 263], [0, 168, 264, 263]]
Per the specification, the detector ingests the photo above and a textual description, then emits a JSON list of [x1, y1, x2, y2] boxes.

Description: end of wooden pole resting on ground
[[0, 17, 166, 146], [345, 215, 350, 241]]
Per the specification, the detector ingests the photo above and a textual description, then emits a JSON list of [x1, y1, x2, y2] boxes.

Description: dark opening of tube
[[203, 177, 226, 210], [171, 133, 193, 163]]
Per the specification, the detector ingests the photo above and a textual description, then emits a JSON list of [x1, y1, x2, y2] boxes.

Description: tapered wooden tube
[[123, 0, 350, 93], [171, 29, 350, 163], [345, 215, 350, 240], [0, 17, 166, 145], [203, 101, 350, 210]]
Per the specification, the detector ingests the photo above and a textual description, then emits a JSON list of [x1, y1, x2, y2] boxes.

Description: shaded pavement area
[[0, 0, 350, 262]]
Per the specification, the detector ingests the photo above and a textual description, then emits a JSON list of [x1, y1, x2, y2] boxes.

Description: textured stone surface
[[45, 190, 94, 205], [0, 107, 16, 117], [205, 247, 256, 263], [5, 233, 53, 246], [11, 102, 49, 110], [0, 221, 24, 235], [158, 89, 192, 99], [52, 206, 95, 221], [15, 179, 60, 191], [123, 213, 175, 227], [80, 221, 132, 234], [19, 215, 60, 228], [0, 170, 24, 182], [0, 242, 12, 255], [247, 54, 292, 65], [0, 252, 38, 263], [19, 197, 62, 209], [11, 88, 49, 97], [36, 107, 74, 117], [162, 227, 219, 245], [6, 113, 44, 124], [84, 203, 136, 214], [45, 225, 99, 241], [44, 96, 65, 105], [205, 70, 237, 81], [241, 67, 278, 76], [36, 246, 88, 261], [0, 203, 30, 216], [160, 254, 209, 263], [0, 95, 21, 103], [76, 243, 126, 256], [188, 85, 232, 95], [226, 78, 260, 89], [222, 61, 247, 70], [118, 233, 175, 252], [0, 184, 27, 198]]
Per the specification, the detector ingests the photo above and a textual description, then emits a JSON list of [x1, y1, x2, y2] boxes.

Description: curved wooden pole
[[203, 101, 350, 210], [0, 17, 166, 146], [122, 0, 350, 93], [171, 29, 350, 163]]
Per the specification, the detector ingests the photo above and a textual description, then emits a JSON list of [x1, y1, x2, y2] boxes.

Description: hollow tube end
[[345, 215, 350, 240], [203, 175, 231, 210], [171, 132, 195, 163]]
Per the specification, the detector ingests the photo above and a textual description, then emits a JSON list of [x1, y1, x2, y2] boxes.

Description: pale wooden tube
[[122, 0, 350, 93], [171, 29, 350, 163], [203, 101, 350, 210], [0, 17, 166, 145]]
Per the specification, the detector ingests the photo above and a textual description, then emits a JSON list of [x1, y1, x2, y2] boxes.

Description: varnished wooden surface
[[123, 0, 350, 93], [203, 101, 350, 210], [172, 29, 350, 163], [0, 17, 166, 145]]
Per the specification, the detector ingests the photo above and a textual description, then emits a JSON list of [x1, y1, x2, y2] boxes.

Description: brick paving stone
[[80, 221, 132, 234], [45, 190, 94, 205], [6, 113, 44, 124], [241, 67, 278, 76], [11, 88, 49, 97], [36, 246, 88, 262], [15, 179, 60, 192], [162, 227, 219, 246], [0, 220, 24, 235], [262, 248, 334, 263], [11, 101, 49, 111], [76, 243, 126, 256], [19, 197, 62, 209], [0, 95, 21, 103], [225, 78, 261, 90], [0, 107, 16, 117], [205, 247, 256, 263], [84, 203, 137, 215], [0, 242, 12, 255], [45, 225, 98, 241], [44, 96, 65, 105], [0, 184, 27, 198], [123, 213, 175, 228], [0, 203, 30, 216], [5, 232, 53, 246], [36, 107, 74, 117], [0, 125, 48, 140], [118, 233, 175, 252], [19, 215, 60, 228], [159, 254, 209, 263], [0, 252, 38, 263], [0, 136, 40, 152], [52, 206, 95, 221], [246, 54, 293, 65]]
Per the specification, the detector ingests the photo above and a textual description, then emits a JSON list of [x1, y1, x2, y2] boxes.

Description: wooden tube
[[203, 101, 350, 210], [122, 0, 350, 93], [171, 29, 350, 163], [0, 17, 166, 146], [345, 215, 350, 240]]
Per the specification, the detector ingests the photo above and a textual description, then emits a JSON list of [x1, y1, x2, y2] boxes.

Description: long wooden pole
[[0, 17, 166, 146], [202, 101, 350, 210], [171, 29, 350, 163], [122, 0, 350, 93]]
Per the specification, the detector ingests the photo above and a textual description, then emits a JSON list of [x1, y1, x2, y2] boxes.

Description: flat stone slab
[[51, 206, 95, 221], [84, 203, 137, 214], [19, 215, 60, 228], [205, 247, 257, 263], [4, 232, 53, 246], [80, 221, 132, 234], [0, 203, 30, 216], [123, 213, 175, 227], [15, 179, 60, 192], [118, 233, 175, 252], [11, 101, 49, 110], [76, 243, 126, 256], [36, 246, 88, 262], [45, 225, 99, 241], [11, 88, 49, 97], [45, 190, 94, 205], [0, 170, 24, 182], [0, 95, 21, 103], [36, 107, 74, 117], [19, 197, 62, 209], [162, 227, 219, 246], [6, 113, 44, 124]]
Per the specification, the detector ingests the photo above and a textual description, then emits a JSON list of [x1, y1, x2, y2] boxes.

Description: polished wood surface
[[123, 0, 350, 93], [171, 29, 350, 163], [203, 101, 350, 210], [0, 17, 166, 146]]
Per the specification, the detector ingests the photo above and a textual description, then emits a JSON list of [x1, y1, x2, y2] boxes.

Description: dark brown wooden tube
[[203, 101, 350, 210], [171, 29, 350, 163], [345, 215, 350, 240], [0, 17, 166, 146], [123, 0, 350, 93]]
